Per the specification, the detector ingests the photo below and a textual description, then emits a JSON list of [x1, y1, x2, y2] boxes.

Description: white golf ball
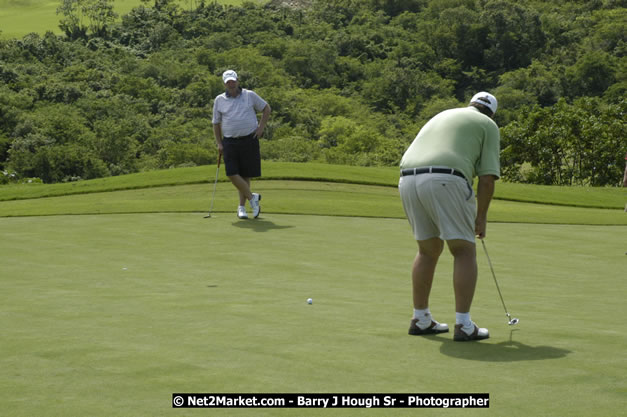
[[307, 298, 313, 304]]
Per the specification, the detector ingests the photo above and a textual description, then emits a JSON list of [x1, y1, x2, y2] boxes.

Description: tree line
[[0, 0, 624, 186]]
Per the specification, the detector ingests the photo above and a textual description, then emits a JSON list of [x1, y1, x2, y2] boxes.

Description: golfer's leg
[[447, 239, 477, 313], [413, 238, 445, 309], [241, 177, 251, 206], [228, 175, 253, 205]]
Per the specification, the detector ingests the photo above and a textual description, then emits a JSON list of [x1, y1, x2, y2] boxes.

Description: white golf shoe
[[237, 206, 248, 219], [250, 193, 261, 218]]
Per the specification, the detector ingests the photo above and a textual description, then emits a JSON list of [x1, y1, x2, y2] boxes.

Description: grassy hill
[[0, 0, 248, 39], [1, 162, 625, 224]]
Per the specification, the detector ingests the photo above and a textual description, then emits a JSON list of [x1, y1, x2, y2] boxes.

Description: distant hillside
[[0, 0, 624, 187], [0, 0, 245, 39]]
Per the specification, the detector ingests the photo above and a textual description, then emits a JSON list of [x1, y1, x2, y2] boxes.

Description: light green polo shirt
[[400, 107, 500, 184]]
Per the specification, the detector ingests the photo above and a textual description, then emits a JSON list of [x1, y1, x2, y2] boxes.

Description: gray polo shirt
[[212, 89, 268, 138]]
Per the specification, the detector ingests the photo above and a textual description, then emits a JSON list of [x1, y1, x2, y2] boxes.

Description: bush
[[158, 143, 215, 168], [260, 136, 321, 163]]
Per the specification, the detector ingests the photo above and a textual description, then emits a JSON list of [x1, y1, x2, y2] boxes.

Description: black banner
[[172, 393, 489, 408]]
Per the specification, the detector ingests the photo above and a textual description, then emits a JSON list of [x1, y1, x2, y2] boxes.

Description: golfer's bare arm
[[255, 104, 271, 138], [213, 123, 223, 154], [475, 175, 496, 239]]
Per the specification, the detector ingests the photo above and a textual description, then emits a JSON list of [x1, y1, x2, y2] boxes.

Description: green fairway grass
[[2, 162, 625, 211], [0, 0, 139, 39], [1, 162, 625, 224], [1, 214, 625, 416], [0, 0, 250, 39], [1, 180, 626, 225]]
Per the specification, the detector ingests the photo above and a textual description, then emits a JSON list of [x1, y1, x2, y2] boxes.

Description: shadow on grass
[[231, 218, 295, 232], [431, 330, 572, 362]]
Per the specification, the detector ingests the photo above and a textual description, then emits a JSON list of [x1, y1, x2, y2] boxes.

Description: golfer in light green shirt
[[399, 92, 500, 342]]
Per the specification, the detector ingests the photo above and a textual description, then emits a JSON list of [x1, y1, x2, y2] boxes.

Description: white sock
[[413, 308, 432, 329], [456, 312, 472, 328]]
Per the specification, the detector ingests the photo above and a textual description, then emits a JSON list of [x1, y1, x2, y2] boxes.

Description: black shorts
[[222, 133, 261, 178]]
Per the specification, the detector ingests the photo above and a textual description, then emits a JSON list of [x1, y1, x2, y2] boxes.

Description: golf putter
[[204, 154, 222, 218], [481, 239, 519, 326]]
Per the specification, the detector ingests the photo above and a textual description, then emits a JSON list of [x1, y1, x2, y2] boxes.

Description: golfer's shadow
[[432, 330, 571, 362], [231, 218, 294, 233]]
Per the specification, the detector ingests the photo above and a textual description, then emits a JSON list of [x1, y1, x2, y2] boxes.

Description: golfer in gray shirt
[[213, 70, 271, 219]]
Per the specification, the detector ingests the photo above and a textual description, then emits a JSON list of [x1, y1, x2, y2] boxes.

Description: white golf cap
[[470, 92, 498, 115], [222, 70, 238, 83]]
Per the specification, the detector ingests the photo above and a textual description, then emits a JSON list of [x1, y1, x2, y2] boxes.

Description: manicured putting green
[[1, 213, 625, 416]]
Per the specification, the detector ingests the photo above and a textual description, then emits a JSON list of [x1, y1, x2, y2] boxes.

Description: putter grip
[[217, 154, 222, 168]]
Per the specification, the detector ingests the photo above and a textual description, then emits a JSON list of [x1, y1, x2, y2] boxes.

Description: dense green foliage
[[0, 0, 624, 185]]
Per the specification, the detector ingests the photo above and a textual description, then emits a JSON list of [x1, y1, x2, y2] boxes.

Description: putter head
[[203, 214, 211, 218], [508, 318, 519, 326]]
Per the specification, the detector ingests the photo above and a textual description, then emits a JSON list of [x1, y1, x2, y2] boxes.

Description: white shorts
[[399, 173, 476, 242]]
